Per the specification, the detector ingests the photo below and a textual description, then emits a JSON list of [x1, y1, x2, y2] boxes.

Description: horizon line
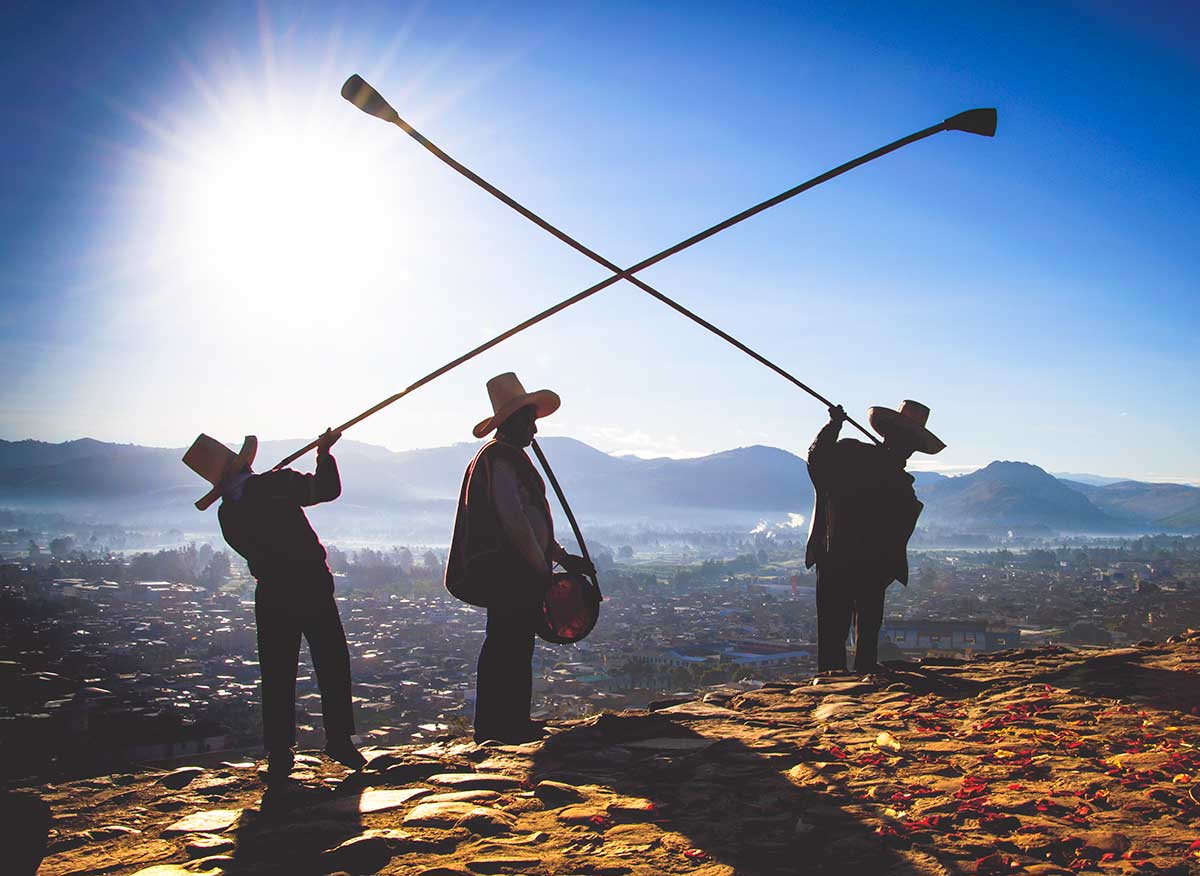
[[2, 434, 1198, 488]]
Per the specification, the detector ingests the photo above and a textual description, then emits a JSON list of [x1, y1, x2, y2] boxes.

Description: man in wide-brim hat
[[805, 400, 944, 675], [183, 427, 366, 778], [445, 372, 593, 744]]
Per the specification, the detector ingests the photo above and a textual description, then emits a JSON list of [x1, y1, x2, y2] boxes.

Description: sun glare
[[150, 97, 406, 324], [88, 38, 498, 442]]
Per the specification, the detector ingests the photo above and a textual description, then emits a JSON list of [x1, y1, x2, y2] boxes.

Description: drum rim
[[536, 571, 600, 644]]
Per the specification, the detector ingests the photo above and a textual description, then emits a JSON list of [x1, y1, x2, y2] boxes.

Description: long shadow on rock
[[877, 660, 993, 700], [225, 775, 365, 876], [1028, 648, 1200, 715], [532, 711, 903, 876]]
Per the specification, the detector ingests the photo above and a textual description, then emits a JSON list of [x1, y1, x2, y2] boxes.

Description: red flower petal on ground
[[683, 848, 708, 861]]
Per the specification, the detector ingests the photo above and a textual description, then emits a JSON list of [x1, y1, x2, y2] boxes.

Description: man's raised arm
[[292, 429, 342, 506]]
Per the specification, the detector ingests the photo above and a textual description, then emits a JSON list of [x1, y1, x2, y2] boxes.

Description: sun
[[79, 31, 505, 445], [141, 88, 409, 326]]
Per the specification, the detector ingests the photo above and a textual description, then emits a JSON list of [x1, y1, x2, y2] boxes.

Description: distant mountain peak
[[1, 436, 1197, 534]]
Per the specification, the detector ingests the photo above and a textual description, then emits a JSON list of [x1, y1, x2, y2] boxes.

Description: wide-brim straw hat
[[182, 434, 258, 511], [473, 372, 560, 438], [867, 400, 945, 455]]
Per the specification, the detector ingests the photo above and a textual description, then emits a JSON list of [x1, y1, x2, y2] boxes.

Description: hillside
[[18, 634, 1200, 876], [917, 461, 1120, 532], [1065, 480, 1200, 530]]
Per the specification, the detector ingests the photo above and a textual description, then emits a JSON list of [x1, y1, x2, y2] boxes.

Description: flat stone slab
[[86, 824, 142, 841], [404, 801, 487, 828], [161, 809, 241, 835], [812, 699, 867, 722], [457, 807, 517, 836], [403, 801, 514, 833], [427, 772, 524, 791], [533, 780, 583, 805], [358, 787, 434, 813], [185, 834, 236, 857], [309, 786, 431, 815], [421, 790, 501, 804], [157, 767, 205, 790], [655, 701, 740, 720], [556, 805, 608, 825], [605, 795, 657, 815]]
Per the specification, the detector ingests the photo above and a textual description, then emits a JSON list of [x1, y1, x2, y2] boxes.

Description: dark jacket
[[445, 440, 552, 608], [804, 419, 922, 586], [218, 452, 341, 594]]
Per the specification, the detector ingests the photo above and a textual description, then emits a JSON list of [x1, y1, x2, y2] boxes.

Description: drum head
[[536, 571, 600, 644]]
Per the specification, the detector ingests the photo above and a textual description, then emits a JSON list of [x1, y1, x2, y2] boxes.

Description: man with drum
[[446, 372, 594, 744]]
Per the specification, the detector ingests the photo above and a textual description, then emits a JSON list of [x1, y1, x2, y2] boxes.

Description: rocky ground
[[23, 633, 1200, 876]]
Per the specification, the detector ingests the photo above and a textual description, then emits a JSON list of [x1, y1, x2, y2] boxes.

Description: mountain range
[[1, 436, 1197, 537]]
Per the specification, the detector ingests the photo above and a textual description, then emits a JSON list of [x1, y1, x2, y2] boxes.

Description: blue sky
[[1, 1, 1197, 482]]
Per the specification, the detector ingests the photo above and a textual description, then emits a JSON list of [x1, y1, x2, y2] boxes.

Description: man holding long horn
[[183, 428, 366, 779], [446, 373, 594, 744], [805, 401, 944, 675]]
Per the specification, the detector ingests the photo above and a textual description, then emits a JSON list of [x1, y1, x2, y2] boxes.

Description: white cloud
[[907, 460, 986, 476], [559, 424, 712, 459]]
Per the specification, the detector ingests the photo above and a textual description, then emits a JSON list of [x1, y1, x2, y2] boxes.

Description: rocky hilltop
[[23, 635, 1200, 876]]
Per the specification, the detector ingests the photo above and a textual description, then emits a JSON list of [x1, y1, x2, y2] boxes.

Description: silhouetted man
[[805, 401, 944, 674], [183, 429, 365, 778], [446, 372, 593, 744]]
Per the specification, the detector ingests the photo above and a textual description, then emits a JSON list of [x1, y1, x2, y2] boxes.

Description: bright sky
[[1, 1, 1197, 483]]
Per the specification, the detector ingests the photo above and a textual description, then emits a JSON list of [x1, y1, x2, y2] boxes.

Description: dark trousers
[[815, 566, 888, 673], [255, 587, 355, 752], [474, 607, 535, 740]]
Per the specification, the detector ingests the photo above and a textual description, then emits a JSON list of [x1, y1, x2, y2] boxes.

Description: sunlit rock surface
[[29, 632, 1200, 876]]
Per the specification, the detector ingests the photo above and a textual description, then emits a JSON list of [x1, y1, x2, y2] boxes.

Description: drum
[[535, 571, 602, 644]]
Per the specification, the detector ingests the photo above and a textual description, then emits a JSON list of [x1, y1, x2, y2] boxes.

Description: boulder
[[533, 780, 584, 806], [158, 768, 205, 790]]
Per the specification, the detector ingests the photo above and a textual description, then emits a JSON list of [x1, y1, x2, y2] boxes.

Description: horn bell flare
[[944, 107, 997, 137], [341, 74, 400, 124]]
